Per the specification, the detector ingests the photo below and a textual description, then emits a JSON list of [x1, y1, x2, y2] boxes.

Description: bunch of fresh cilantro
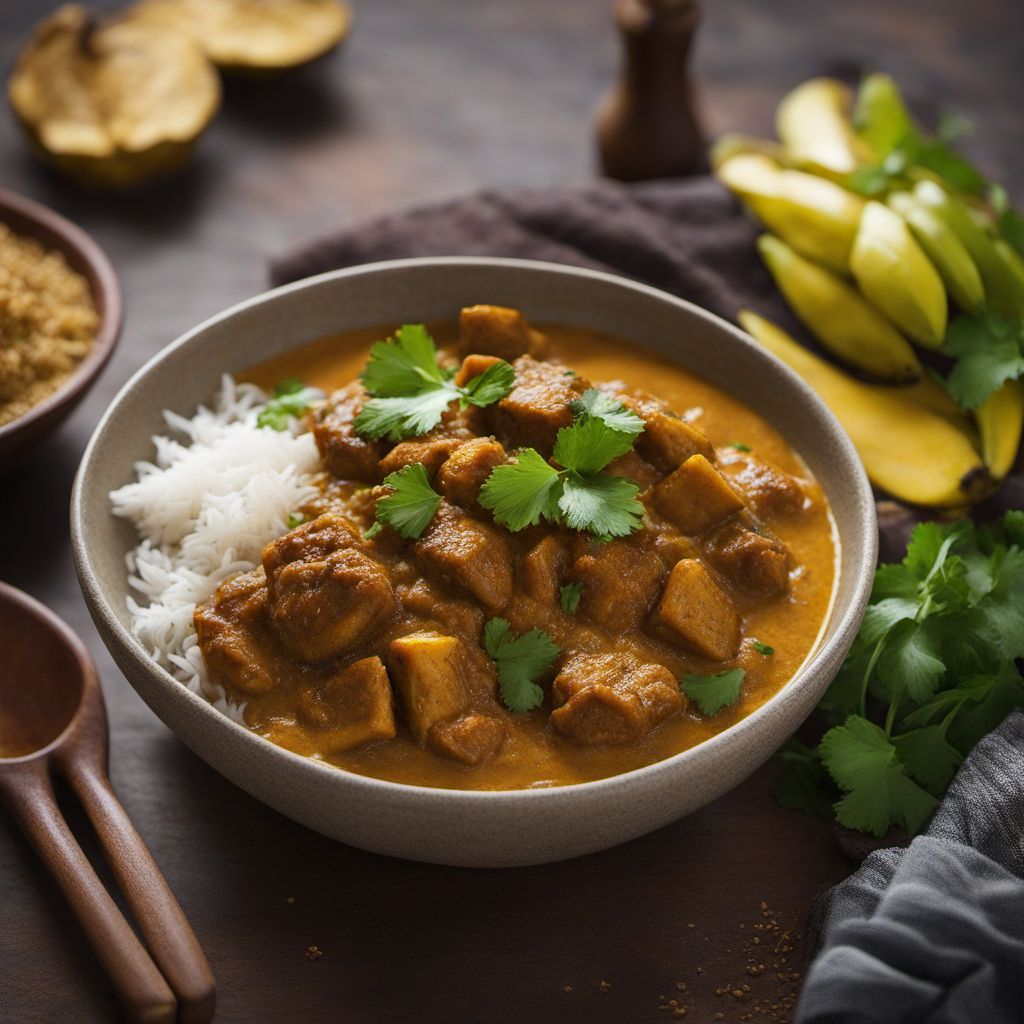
[[777, 511, 1024, 837]]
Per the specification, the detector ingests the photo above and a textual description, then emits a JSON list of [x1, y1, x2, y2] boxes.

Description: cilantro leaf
[[892, 725, 963, 796], [356, 325, 514, 440], [479, 450, 561, 531], [558, 473, 644, 539], [752, 640, 774, 656], [559, 581, 584, 614], [478, 387, 646, 539], [875, 618, 946, 704], [680, 668, 745, 717], [370, 463, 442, 540], [569, 388, 645, 436], [553, 417, 638, 475], [820, 716, 938, 837], [361, 324, 447, 397], [946, 666, 1024, 754], [355, 388, 457, 441], [942, 312, 1024, 409], [483, 617, 560, 713], [460, 360, 516, 407], [774, 739, 838, 819], [257, 379, 321, 430]]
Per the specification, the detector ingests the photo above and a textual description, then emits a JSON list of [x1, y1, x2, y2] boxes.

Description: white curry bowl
[[72, 257, 876, 867]]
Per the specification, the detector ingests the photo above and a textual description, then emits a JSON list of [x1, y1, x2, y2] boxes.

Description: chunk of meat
[[458, 304, 545, 360], [414, 502, 514, 612], [605, 449, 660, 489], [437, 437, 506, 513], [620, 390, 715, 472], [311, 381, 384, 482], [263, 513, 362, 574], [651, 454, 746, 534], [647, 558, 741, 661], [520, 534, 570, 605], [194, 569, 276, 695], [297, 657, 397, 753], [263, 515, 396, 662], [568, 540, 665, 630], [379, 435, 464, 478], [490, 355, 589, 452], [454, 353, 503, 386], [387, 632, 500, 745], [722, 456, 809, 519], [428, 713, 506, 765], [396, 578, 486, 638], [706, 523, 791, 597], [550, 652, 683, 745]]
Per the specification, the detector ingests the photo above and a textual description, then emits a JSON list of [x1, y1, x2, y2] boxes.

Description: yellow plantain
[[914, 181, 1024, 317], [975, 379, 1024, 480], [718, 154, 864, 272], [775, 78, 873, 175], [757, 234, 921, 382], [887, 191, 985, 313], [995, 239, 1024, 296], [738, 310, 991, 507], [710, 132, 847, 182], [711, 134, 790, 173], [853, 73, 913, 157], [850, 201, 948, 348], [904, 372, 974, 431]]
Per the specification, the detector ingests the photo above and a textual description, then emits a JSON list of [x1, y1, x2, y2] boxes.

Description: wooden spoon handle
[[67, 763, 216, 1024], [0, 764, 176, 1024]]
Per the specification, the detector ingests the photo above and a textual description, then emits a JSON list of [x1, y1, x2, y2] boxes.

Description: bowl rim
[[0, 186, 123, 448], [72, 255, 877, 805]]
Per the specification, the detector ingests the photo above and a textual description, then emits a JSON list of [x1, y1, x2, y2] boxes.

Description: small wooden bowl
[[0, 188, 122, 469]]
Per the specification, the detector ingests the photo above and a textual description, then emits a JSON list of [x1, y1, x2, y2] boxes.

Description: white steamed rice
[[110, 375, 321, 720]]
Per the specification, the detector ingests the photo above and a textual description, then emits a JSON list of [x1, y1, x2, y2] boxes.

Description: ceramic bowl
[[71, 257, 876, 867], [0, 188, 122, 468]]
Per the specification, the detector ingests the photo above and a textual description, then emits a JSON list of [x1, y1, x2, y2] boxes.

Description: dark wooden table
[[1, 2, 1020, 1021]]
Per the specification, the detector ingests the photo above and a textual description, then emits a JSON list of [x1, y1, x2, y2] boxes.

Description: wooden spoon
[[0, 582, 215, 1024]]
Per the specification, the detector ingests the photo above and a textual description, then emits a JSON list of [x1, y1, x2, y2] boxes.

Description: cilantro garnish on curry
[[197, 305, 836, 790]]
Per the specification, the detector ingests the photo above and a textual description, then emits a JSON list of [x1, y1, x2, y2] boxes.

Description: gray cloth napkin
[[796, 711, 1024, 1024], [272, 178, 1024, 1023]]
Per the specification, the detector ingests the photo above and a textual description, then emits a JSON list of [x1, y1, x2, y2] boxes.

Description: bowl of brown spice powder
[[0, 187, 121, 468]]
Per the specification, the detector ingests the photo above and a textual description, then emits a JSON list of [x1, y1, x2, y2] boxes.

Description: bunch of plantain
[[715, 72, 1024, 503], [7, 0, 351, 188]]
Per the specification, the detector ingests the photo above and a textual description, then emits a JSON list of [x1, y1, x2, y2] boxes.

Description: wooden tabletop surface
[[1, 2, 1020, 1021]]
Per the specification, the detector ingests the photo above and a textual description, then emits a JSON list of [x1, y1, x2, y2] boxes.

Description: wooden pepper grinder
[[597, 0, 706, 181]]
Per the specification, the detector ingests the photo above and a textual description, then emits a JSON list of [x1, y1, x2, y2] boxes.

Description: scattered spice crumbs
[[306, 945, 323, 961], [651, 901, 802, 1022], [598, 980, 612, 992]]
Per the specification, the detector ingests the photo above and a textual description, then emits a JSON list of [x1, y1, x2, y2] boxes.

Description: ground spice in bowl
[[0, 221, 98, 427]]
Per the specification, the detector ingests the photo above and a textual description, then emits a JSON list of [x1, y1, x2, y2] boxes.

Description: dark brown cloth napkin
[[270, 175, 1022, 561]]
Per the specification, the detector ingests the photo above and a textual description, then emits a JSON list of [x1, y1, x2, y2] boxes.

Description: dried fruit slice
[[133, 0, 352, 74], [7, 4, 220, 188]]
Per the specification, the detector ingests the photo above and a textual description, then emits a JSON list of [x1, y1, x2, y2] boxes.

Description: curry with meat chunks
[[195, 305, 836, 790]]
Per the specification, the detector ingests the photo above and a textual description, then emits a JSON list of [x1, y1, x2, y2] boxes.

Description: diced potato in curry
[[388, 632, 507, 765], [194, 304, 836, 790]]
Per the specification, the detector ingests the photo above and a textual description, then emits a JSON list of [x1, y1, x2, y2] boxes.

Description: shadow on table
[[219, 63, 356, 143]]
